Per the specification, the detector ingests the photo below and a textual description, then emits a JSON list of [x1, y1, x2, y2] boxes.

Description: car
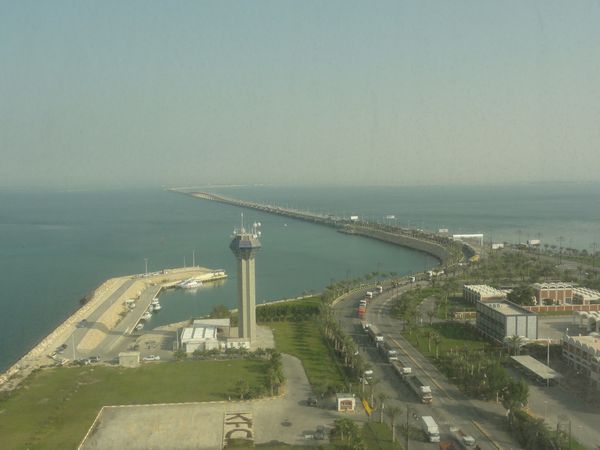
[[314, 426, 326, 440], [88, 356, 101, 363], [57, 344, 68, 353], [143, 355, 160, 361], [76, 319, 88, 328], [307, 396, 318, 406]]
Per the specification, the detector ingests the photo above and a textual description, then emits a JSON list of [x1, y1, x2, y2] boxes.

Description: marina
[[0, 266, 227, 392]]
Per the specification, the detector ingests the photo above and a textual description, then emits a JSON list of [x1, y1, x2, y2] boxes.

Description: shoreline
[[0, 267, 225, 392]]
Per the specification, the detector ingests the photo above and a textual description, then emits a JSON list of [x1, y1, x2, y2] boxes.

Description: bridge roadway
[[175, 190, 455, 263], [333, 280, 522, 450]]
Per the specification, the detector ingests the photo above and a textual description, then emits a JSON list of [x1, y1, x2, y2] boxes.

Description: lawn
[[268, 320, 346, 390], [0, 359, 269, 450], [402, 322, 489, 359], [362, 422, 404, 450]]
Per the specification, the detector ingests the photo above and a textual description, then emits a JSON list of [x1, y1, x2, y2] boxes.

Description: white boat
[[135, 323, 144, 331], [147, 304, 154, 312], [177, 278, 202, 289], [152, 303, 161, 311], [151, 297, 160, 305], [141, 312, 152, 321]]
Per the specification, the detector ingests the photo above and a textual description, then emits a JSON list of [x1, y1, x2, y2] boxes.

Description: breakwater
[[172, 189, 462, 265]]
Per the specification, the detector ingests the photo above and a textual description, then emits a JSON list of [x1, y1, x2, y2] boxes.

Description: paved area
[[334, 281, 523, 450], [537, 315, 587, 342], [81, 354, 348, 449]]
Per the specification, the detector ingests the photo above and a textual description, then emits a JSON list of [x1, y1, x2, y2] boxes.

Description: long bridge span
[[171, 189, 463, 265]]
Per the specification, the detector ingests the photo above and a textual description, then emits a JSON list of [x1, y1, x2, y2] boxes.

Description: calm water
[[0, 184, 598, 372]]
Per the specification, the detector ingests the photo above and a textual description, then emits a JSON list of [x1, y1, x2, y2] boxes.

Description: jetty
[[0, 266, 226, 392], [171, 189, 464, 264]]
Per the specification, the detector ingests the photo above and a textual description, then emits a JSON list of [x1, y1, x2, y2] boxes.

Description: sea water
[[0, 183, 598, 372]]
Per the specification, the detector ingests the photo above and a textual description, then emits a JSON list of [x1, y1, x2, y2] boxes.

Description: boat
[[135, 323, 144, 331], [152, 303, 161, 311], [151, 297, 160, 305], [141, 312, 152, 321], [177, 278, 202, 289], [147, 304, 154, 312]]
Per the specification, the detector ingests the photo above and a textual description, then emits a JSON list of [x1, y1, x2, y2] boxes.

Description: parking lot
[[80, 354, 356, 449]]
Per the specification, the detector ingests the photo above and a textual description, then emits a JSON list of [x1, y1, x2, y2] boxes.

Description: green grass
[[268, 320, 346, 389], [402, 322, 488, 358], [362, 422, 404, 450], [0, 359, 269, 450]]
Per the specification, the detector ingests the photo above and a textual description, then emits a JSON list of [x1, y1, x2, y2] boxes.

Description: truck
[[391, 359, 412, 377], [379, 341, 398, 362], [404, 375, 433, 404], [367, 325, 384, 344], [366, 291, 373, 299], [358, 305, 366, 319], [376, 285, 383, 294], [421, 416, 440, 443], [449, 427, 476, 449]]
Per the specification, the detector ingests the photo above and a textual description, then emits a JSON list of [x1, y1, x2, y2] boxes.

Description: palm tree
[[377, 392, 388, 423], [386, 405, 402, 443], [504, 335, 526, 356], [432, 332, 442, 359]]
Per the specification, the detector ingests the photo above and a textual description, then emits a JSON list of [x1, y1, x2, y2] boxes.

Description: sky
[[1, 1, 600, 188]]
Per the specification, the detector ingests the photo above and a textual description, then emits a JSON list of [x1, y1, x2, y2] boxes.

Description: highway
[[333, 281, 522, 450]]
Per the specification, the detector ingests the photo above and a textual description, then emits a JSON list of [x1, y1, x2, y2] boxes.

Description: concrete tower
[[229, 215, 261, 341]]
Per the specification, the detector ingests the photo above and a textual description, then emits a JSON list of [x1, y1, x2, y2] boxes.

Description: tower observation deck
[[229, 217, 261, 341]]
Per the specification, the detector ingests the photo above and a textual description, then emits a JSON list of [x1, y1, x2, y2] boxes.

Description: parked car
[[88, 356, 101, 363], [143, 355, 160, 361]]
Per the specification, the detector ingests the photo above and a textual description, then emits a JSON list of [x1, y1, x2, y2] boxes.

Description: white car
[[143, 355, 160, 361]]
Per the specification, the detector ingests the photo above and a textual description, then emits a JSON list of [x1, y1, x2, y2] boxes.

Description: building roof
[[511, 355, 562, 380], [479, 300, 535, 316], [464, 285, 508, 298], [572, 287, 600, 301], [532, 282, 573, 290], [181, 325, 218, 342], [563, 335, 600, 356]]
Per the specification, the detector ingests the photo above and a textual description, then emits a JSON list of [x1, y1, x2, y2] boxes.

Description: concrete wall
[[340, 226, 450, 263]]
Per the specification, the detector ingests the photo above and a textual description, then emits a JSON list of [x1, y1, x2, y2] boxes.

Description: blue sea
[[0, 184, 599, 372]]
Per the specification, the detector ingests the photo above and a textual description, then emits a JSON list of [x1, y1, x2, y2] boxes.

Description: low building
[[574, 311, 600, 332], [476, 300, 538, 342], [464, 285, 507, 303], [118, 351, 140, 368], [572, 287, 600, 305], [179, 319, 251, 353], [336, 393, 356, 412], [562, 335, 600, 391], [533, 283, 573, 305]]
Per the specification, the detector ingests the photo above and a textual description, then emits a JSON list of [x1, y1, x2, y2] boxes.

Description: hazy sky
[[1, 1, 600, 188]]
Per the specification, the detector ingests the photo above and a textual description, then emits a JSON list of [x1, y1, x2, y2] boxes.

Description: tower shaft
[[237, 256, 256, 340]]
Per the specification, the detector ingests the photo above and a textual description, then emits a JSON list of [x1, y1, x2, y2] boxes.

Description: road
[[333, 281, 523, 450]]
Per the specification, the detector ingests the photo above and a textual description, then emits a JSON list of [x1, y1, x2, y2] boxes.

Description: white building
[[179, 318, 250, 354], [476, 300, 538, 342], [464, 285, 508, 303], [562, 335, 600, 391], [574, 311, 600, 333], [572, 287, 600, 305]]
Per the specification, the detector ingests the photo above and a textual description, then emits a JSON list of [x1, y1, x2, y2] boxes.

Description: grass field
[[402, 322, 488, 358], [0, 359, 269, 450], [268, 320, 346, 390]]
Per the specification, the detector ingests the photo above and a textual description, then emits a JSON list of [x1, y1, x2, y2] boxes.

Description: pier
[[0, 266, 227, 392], [172, 189, 463, 264]]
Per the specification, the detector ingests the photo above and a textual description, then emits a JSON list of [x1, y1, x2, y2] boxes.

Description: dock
[[0, 266, 227, 392]]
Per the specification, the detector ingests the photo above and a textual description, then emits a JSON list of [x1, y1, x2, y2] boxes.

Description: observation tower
[[229, 214, 261, 341]]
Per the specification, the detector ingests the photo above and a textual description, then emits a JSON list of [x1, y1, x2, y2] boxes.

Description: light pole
[[546, 337, 551, 387], [144, 258, 148, 276]]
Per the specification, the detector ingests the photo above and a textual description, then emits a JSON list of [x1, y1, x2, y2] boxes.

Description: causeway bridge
[[171, 189, 463, 265]]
